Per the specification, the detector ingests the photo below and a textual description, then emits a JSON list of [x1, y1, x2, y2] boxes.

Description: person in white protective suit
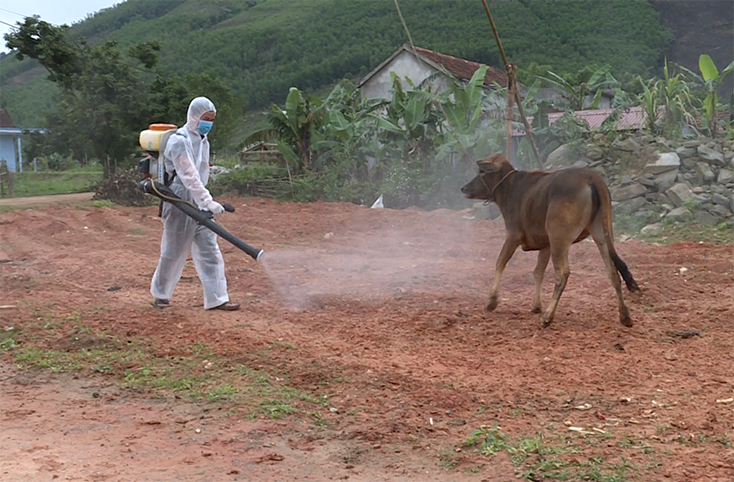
[[150, 96, 240, 311]]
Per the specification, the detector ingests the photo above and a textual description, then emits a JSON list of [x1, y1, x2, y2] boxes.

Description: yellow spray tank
[[137, 123, 178, 180], [139, 123, 178, 151]]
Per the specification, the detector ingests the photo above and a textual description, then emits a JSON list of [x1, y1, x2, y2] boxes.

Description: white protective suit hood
[[184, 96, 217, 133]]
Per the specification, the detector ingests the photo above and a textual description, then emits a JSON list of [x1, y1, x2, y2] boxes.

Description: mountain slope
[[650, 0, 734, 98], [1, 0, 673, 130]]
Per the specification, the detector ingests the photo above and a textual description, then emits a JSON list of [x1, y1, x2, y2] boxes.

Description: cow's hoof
[[619, 313, 635, 328], [540, 315, 553, 328], [620, 309, 633, 327], [531, 306, 542, 314], [485, 298, 498, 312]]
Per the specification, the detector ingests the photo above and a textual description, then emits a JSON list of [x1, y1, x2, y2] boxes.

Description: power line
[[0, 7, 30, 18], [0, 19, 18, 29]]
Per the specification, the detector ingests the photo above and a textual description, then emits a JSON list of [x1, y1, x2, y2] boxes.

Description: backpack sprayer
[[136, 124, 264, 262]]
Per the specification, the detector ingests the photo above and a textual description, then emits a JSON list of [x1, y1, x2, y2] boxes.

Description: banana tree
[[537, 64, 619, 111], [366, 72, 441, 162], [698, 54, 734, 138], [310, 80, 386, 172], [434, 65, 507, 164], [242, 87, 326, 172]]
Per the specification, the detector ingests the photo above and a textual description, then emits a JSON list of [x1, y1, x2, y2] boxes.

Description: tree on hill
[[5, 17, 159, 179]]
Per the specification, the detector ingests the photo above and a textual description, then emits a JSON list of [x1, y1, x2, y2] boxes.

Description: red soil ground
[[1, 197, 733, 481]]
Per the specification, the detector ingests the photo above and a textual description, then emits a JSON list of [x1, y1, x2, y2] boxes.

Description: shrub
[[93, 168, 156, 207]]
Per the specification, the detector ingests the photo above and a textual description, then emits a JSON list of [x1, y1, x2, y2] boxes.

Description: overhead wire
[[0, 7, 31, 18], [0, 19, 18, 29]]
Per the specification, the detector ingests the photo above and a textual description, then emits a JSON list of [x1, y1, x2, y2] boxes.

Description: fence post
[[0, 159, 12, 197], [16, 135, 23, 172]]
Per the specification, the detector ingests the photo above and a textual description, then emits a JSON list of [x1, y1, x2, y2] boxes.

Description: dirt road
[[0, 192, 95, 206]]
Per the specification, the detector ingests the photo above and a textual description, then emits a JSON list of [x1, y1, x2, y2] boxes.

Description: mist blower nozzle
[[138, 178, 265, 262]]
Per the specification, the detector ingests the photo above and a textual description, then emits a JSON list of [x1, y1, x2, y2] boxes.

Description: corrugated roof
[[412, 46, 508, 88], [358, 44, 509, 89], [511, 107, 661, 136], [547, 107, 652, 130], [0, 109, 16, 128]]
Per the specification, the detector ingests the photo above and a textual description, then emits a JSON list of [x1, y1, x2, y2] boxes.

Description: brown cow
[[461, 154, 639, 328]]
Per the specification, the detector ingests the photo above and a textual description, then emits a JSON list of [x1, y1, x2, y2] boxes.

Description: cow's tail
[[591, 179, 639, 292]]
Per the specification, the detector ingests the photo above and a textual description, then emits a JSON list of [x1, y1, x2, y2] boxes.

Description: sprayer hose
[[150, 179, 200, 211]]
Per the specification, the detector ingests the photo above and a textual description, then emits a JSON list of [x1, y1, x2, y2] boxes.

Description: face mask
[[197, 120, 213, 135]]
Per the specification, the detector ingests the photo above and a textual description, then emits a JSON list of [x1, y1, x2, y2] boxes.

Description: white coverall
[[150, 97, 229, 309]]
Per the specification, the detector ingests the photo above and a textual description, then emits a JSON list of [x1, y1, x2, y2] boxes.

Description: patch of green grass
[[206, 384, 239, 402], [0, 327, 19, 350], [461, 426, 643, 481], [189, 341, 215, 357], [312, 412, 328, 428], [462, 425, 510, 455], [259, 399, 295, 418], [576, 456, 633, 482], [636, 218, 734, 245], [15, 347, 87, 372], [93, 199, 116, 208], [8, 169, 102, 197], [508, 434, 579, 465], [154, 375, 198, 392], [615, 435, 652, 454]]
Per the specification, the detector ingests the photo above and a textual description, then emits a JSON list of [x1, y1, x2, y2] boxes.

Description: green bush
[[209, 162, 288, 197]]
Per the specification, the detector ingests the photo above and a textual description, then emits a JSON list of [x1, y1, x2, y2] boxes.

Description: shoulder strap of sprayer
[[163, 131, 188, 187], [163, 171, 177, 187], [158, 131, 187, 217]]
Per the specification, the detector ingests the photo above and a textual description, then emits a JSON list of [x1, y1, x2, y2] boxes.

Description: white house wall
[[0, 135, 18, 172], [361, 50, 450, 100]]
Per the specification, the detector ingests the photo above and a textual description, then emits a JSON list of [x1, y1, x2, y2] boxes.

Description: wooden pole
[[506, 63, 515, 160], [480, 0, 543, 168]]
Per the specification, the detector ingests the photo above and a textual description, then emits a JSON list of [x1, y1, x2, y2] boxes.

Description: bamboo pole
[[506, 63, 515, 160], [480, 0, 543, 168]]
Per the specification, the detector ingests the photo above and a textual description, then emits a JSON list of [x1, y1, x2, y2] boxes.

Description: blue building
[[0, 109, 23, 172]]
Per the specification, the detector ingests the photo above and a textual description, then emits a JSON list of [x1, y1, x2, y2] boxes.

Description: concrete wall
[[360, 50, 450, 100]]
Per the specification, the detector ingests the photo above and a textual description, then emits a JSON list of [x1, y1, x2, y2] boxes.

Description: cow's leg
[[486, 238, 519, 312], [590, 219, 632, 327], [541, 242, 571, 327], [531, 247, 550, 313]]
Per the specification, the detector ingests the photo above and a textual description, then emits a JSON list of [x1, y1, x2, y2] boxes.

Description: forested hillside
[[0, 0, 673, 129], [651, 0, 734, 98]]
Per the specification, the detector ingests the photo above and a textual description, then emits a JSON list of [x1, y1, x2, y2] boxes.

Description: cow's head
[[461, 154, 514, 201]]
